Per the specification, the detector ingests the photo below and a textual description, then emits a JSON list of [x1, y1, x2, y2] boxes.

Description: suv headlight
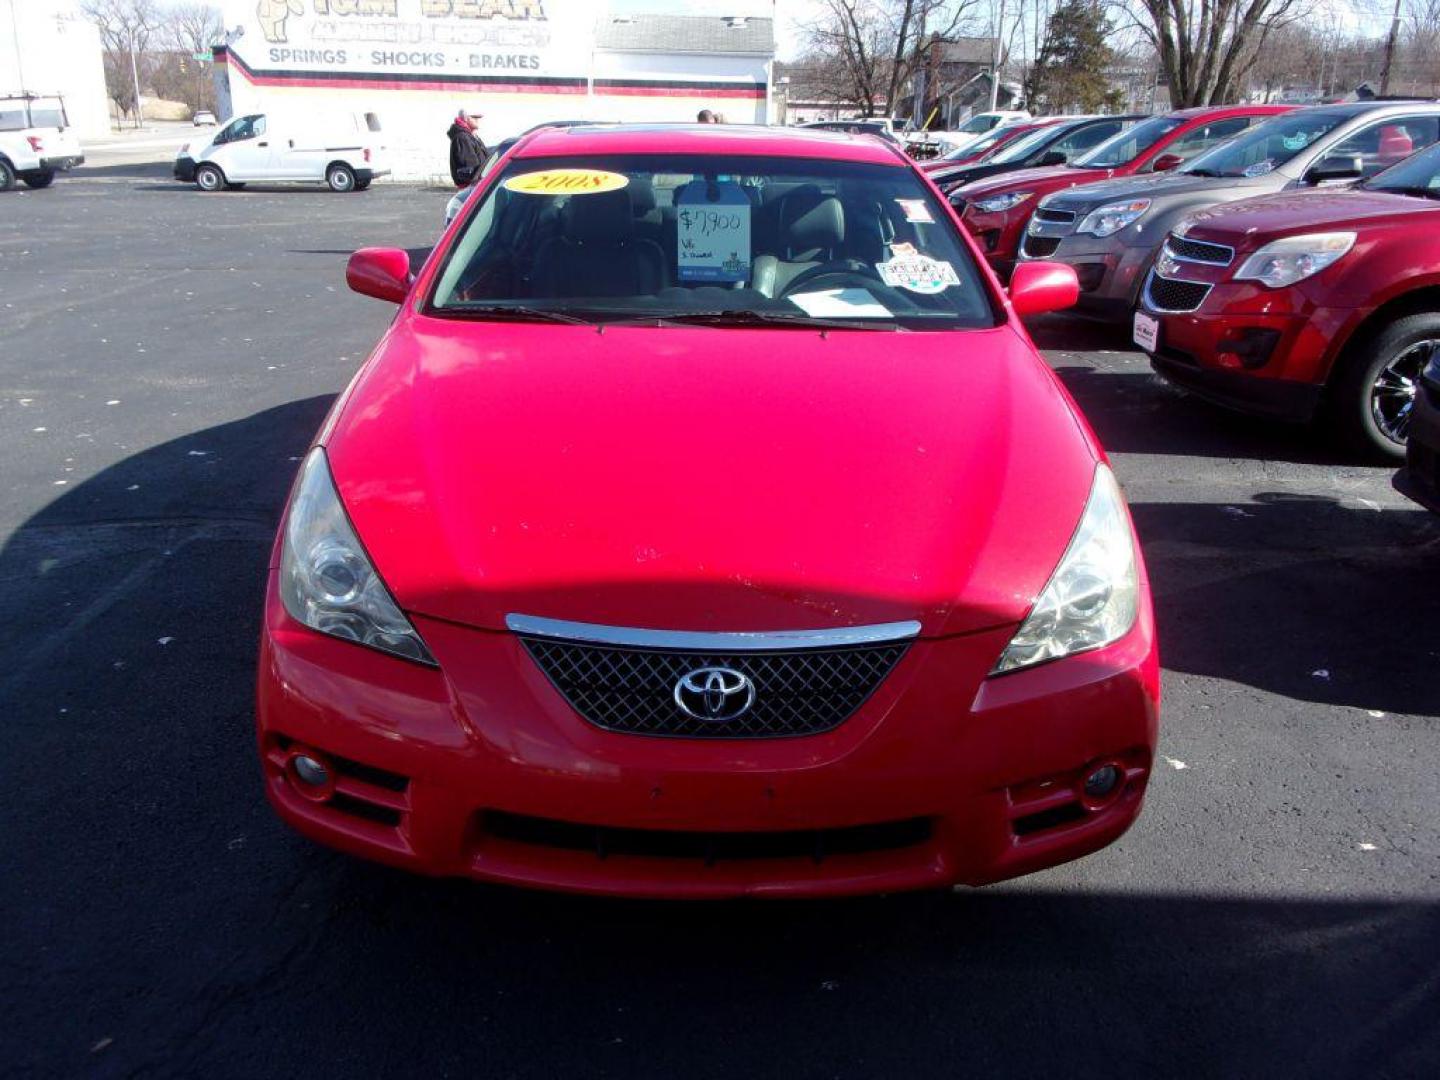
[[280, 448, 436, 665], [1233, 231, 1355, 288], [1076, 199, 1151, 238], [992, 465, 1138, 674], [972, 190, 1032, 213]]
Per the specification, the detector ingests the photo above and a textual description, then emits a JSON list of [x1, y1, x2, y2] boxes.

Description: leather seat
[[752, 191, 846, 298], [531, 188, 666, 299]]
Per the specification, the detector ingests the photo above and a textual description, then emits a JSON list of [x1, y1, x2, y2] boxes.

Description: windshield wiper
[[447, 304, 593, 325], [614, 308, 906, 332]]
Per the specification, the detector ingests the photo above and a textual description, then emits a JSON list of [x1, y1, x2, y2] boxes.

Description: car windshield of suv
[[988, 123, 1070, 164], [956, 114, 1000, 135], [1074, 115, 1182, 168], [943, 126, 1021, 161], [1180, 110, 1350, 177], [1364, 140, 1440, 197], [430, 153, 997, 330]]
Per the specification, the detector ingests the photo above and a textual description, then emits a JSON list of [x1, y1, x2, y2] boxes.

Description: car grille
[[480, 811, 934, 863], [1022, 233, 1061, 258], [1144, 272, 1212, 313], [1034, 207, 1076, 224], [519, 636, 910, 739], [1166, 235, 1234, 265]]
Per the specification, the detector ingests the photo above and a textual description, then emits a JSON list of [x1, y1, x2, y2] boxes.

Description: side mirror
[[1008, 260, 1079, 318], [1037, 149, 1067, 167], [1151, 152, 1184, 173], [1305, 154, 1363, 184], [346, 247, 412, 304]]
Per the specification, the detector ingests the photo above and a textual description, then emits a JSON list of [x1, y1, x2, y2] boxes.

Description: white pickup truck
[[0, 93, 85, 191]]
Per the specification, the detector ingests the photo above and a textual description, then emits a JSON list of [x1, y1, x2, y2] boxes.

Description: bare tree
[[81, 0, 162, 122], [1122, 0, 1308, 106], [162, 2, 222, 54], [802, 0, 980, 118]]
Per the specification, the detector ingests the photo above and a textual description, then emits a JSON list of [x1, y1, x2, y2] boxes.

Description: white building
[[0, 0, 110, 139], [215, 1, 774, 182]]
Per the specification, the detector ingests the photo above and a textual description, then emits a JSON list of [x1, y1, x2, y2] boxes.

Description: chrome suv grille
[[1021, 233, 1061, 258], [1144, 272, 1211, 313], [512, 617, 915, 739], [1166, 235, 1234, 265], [1035, 207, 1076, 224]]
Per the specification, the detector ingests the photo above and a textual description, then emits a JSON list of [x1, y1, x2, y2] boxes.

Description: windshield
[[430, 153, 996, 330], [989, 124, 1067, 164], [0, 97, 66, 130], [1365, 140, 1440, 196], [1075, 115, 1182, 168], [1180, 110, 1350, 177], [956, 114, 1000, 135], [942, 126, 1019, 161]]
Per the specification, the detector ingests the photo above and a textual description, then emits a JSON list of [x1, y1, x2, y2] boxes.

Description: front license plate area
[[1133, 310, 1159, 352]]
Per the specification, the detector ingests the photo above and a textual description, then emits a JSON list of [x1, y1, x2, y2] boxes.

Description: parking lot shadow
[[1051, 364, 1352, 465], [2, 398, 1437, 1076], [1133, 492, 1440, 714]]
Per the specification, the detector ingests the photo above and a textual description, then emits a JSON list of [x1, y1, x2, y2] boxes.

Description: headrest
[[562, 188, 634, 244], [627, 176, 657, 216], [780, 192, 844, 254]]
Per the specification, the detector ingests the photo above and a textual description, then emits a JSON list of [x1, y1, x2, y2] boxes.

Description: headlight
[[1076, 199, 1151, 238], [992, 465, 1138, 674], [1233, 231, 1355, 288], [972, 190, 1032, 213], [280, 448, 436, 665], [444, 186, 469, 224]]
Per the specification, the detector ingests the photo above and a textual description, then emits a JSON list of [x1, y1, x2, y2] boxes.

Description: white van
[[175, 112, 387, 192], [0, 93, 85, 191]]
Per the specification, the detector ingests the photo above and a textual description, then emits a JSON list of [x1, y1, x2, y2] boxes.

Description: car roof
[[1166, 104, 1295, 120], [515, 123, 907, 166]]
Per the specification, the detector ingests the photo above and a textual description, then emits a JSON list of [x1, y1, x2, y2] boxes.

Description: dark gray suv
[[1017, 102, 1440, 317]]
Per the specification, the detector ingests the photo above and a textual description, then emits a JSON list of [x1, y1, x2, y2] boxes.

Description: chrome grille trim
[[1165, 235, 1235, 266], [1143, 270, 1212, 314], [505, 614, 922, 651]]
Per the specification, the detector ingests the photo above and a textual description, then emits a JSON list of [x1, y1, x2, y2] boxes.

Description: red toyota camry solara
[[257, 124, 1160, 899]]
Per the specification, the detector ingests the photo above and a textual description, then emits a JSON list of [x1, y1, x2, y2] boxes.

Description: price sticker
[[676, 182, 752, 283]]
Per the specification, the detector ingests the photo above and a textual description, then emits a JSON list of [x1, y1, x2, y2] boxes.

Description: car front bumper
[[174, 155, 196, 182], [1020, 232, 1155, 316], [1138, 279, 1355, 423], [257, 574, 1160, 899]]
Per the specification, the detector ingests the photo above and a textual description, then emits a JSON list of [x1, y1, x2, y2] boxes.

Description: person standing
[[446, 110, 488, 188]]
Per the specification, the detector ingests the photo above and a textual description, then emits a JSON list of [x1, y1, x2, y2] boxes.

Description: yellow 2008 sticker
[[503, 169, 630, 196]]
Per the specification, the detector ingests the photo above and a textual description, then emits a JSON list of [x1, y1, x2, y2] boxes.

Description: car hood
[[1182, 187, 1440, 243], [324, 319, 1099, 638], [955, 165, 1114, 200], [1042, 171, 1274, 212]]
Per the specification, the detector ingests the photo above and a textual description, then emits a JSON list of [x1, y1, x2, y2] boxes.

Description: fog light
[[1084, 764, 1122, 798], [292, 754, 329, 788]]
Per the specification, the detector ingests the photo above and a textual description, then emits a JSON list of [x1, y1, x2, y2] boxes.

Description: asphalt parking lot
[[3, 168, 1438, 1078]]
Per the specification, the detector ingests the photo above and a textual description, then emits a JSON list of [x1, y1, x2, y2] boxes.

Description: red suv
[[952, 105, 1293, 279], [1135, 137, 1440, 459]]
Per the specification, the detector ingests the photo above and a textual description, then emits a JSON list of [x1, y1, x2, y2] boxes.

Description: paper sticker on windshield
[[877, 254, 960, 294], [504, 169, 629, 196], [677, 181, 752, 283], [896, 198, 934, 223], [1243, 160, 1276, 178]]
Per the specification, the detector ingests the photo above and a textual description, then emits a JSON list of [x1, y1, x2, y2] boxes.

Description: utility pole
[[989, 0, 1006, 110], [6, 0, 26, 94], [912, 1, 928, 127], [1380, 0, 1403, 96]]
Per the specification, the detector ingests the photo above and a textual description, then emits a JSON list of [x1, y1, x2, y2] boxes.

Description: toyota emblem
[[673, 666, 755, 722]]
